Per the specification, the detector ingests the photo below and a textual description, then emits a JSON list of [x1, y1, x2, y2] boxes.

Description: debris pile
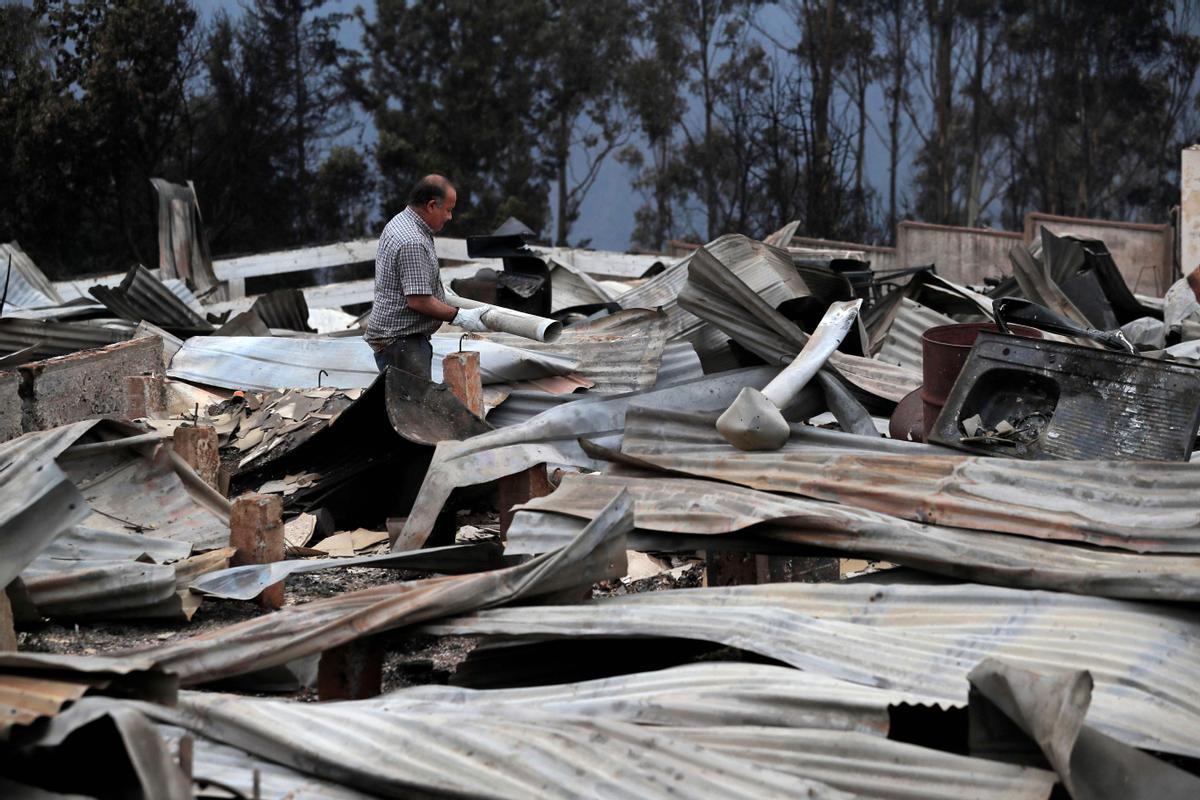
[[2, 209, 1200, 799]]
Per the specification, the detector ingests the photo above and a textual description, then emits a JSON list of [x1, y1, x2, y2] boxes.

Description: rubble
[[5, 200, 1200, 799]]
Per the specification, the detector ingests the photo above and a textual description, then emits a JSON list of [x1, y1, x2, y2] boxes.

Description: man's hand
[[453, 305, 490, 333]]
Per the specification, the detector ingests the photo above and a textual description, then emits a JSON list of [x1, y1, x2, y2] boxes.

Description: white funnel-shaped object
[[445, 293, 562, 343], [716, 299, 862, 450]]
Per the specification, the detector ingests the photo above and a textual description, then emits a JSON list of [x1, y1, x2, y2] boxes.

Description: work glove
[[453, 305, 490, 333]]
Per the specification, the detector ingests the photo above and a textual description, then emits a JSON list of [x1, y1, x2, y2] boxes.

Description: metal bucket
[[921, 323, 1043, 439]]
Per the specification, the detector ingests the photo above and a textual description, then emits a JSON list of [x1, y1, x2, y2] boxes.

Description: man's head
[[408, 174, 456, 233]]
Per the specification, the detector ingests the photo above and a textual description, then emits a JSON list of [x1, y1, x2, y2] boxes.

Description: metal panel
[[0, 318, 135, 361], [395, 367, 780, 548], [377, 662, 914, 732], [471, 309, 668, 394], [0, 422, 95, 587], [617, 404, 1200, 553], [485, 340, 702, 428], [63, 444, 230, 551], [19, 526, 199, 620], [34, 525, 191, 563], [675, 241, 921, 401], [506, 473, 1200, 600], [89, 265, 212, 333], [433, 580, 1200, 759], [159, 725, 378, 800], [21, 560, 180, 617], [190, 543, 508, 601], [539, 246, 671, 279], [127, 491, 631, 686], [619, 233, 813, 342], [130, 672, 1052, 800], [155, 692, 852, 800], [0, 242, 62, 310], [0, 652, 175, 735], [676, 728, 1055, 800], [548, 259, 613, 310], [168, 335, 578, 391], [875, 297, 955, 370]]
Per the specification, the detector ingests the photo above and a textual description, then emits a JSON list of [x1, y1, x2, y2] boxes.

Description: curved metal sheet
[[168, 334, 579, 391], [378, 662, 914, 733], [128, 491, 631, 686], [395, 366, 780, 549], [0, 422, 95, 587], [504, 475, 1200, 601], [432, 581, 1200, 759], [617, 405, 1200, 553]]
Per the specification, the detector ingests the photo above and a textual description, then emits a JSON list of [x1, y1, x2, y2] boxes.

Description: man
[[365, 174, 488, 379]]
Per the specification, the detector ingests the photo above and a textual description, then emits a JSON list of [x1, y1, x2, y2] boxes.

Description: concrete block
[[18, 336, 163, 431], [124, 375, 166, 419], [442, 351, 483, 417], [173, 425, 219, 489], [0, 372, 22, 442], [498, 464, 553, 535], [229, 493, 284, 609]]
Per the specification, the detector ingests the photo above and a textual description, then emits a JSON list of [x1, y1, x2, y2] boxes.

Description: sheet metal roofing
[[505, 473, 1200, 601], [615, 404, 1200, 553], [432, 580, 1200, 759]]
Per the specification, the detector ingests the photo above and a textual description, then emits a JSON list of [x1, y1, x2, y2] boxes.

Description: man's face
[[425, 187, 456, 233]]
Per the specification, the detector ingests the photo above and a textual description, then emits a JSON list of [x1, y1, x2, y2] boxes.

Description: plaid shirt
[[365, 207, 446, 345]]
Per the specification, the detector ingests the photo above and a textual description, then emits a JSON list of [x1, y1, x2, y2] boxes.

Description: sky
[[194, 1, 918, 251]]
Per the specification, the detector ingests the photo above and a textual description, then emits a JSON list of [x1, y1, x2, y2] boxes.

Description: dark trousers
[[373, 334, 433, 380]]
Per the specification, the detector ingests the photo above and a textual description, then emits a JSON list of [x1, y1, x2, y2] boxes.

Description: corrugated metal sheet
[[151, 178, 219, 293], [167, 335, 578, 391], [377, 662, 916, 732], [396, 367, 779, 547], [124, 491, 631, 686], [159, 725, 378, 800], [0, 674, 92, 730], [128, 667, 1053, 800], [433, 580, 1200, 759], [0, 317, 135, 361], [62, 443, 230, 551], [249, 288, 313, 332], [34, 525, 192, 563], [618, 233, 812, 344], [90, 265, 213, 333], [875, 298, 955, 370], [155, 692, 853, 800], [485, 339, 703, 427], [676, 728, 1054, 800], [21, 560, 180, 618], [0, 422, 94, 587], [539, 246, 671, 279], [18, 525, 201, 620], [506, 473, 1200, 600], [616, 404, 1200, 553], [0, 242, 62, 310], [675, 241, 921, 401], [470, 309, 668, 394], [547, 258, 614, 310], [0, 652, 175, 735]]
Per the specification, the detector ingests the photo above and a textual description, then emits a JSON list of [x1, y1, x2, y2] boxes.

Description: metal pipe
[[445, 293, 562, 343], [716, 299, 861, 451]]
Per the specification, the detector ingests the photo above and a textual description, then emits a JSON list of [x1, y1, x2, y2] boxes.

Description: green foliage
[[311, 145, 376, 239], [0, 0, 198, 275], [190, 0, 353, 252], [358, 0, 551, 237], [2, 0, 1198, 277]]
